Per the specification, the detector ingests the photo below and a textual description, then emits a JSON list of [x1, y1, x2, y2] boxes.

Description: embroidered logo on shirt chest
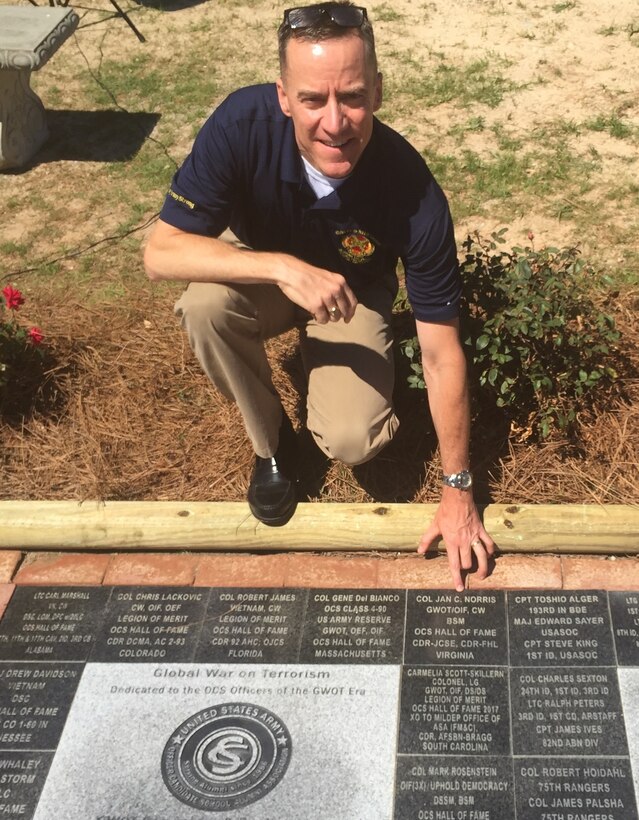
[[336, 229, 377, 264]]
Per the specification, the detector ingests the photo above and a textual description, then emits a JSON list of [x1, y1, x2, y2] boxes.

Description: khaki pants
[[174, 254, 399, 465]]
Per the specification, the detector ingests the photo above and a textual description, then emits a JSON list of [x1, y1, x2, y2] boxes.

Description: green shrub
[[400, 231, 622, 439]]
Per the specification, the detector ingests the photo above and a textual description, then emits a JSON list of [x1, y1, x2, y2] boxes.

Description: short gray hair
[[278, 2, 378, 76]]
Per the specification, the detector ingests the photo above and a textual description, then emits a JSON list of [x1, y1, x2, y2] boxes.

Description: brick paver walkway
[[0, 551, 638, 608]]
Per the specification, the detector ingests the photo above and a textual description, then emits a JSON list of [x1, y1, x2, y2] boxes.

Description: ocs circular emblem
[[161, 703, 292, 811], [337, 230, 376, 264]]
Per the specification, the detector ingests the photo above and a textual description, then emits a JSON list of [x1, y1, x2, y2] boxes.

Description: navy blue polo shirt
[[160, 83, 461, 321]]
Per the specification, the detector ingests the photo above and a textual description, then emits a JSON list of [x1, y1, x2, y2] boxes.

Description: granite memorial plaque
[[617, 668, 639, 792], [404, 591, 507, 666], [196, 588, 306, 664], [515, 758, 638, 820], [32, 662, 400, 819], [0, 585, 636, 818], [0, 751, 52, 820], [399, 666, 511, 756], [394, 756, 514, 819], [0, 587, 109, 662], [91, 586, 209, 663], [508, 590, 615, 666], [299, 588, 405, 664], [609, 591, 639, 666], [0, 663, 82, 751]]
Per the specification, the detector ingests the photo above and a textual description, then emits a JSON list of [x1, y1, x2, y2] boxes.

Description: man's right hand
[[274, 254, 358, 323]]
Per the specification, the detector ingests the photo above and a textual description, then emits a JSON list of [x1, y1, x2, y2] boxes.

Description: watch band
[[442, 469, 473, 490]]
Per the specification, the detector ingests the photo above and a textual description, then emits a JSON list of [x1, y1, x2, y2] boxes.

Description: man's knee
[[312, 413, 398, 466], [175, 283, 249, 337]]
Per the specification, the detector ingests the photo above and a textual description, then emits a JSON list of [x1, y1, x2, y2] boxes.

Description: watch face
[[444, 471, 472, 490], [457, 472, 472, 489]]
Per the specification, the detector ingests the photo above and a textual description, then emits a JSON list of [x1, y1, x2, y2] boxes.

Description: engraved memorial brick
[[299, 588, 404, 664], [196, 588, 306, 663], [0, 664, 82, 751], [91, 586, 209, 663], [511, 667, 627, 756], [0, 587, 109, 662], [404, 591, 507, 666], [0, 751, 52, 820], [609, 591, 639, 666], [394, 756, 514, 819], [515, 758, 638, 820], [508, 590, 614, 667], [399, 666, 511, 756]]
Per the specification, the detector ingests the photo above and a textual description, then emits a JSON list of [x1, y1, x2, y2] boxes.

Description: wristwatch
[[442, 469, 473, 490]]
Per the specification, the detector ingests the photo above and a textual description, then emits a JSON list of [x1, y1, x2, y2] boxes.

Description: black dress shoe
[[247, 413, 297, 526]]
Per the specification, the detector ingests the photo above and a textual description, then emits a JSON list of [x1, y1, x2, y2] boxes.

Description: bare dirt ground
[[1, 0, 638, 509]]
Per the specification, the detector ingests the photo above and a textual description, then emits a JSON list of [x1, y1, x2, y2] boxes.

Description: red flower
[[27, 327, 44, 346], [2, 285, 25, 311], [527, 231, 535, 241]]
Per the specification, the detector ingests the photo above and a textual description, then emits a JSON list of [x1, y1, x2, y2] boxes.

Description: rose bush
[[1, 285, 45, 401]]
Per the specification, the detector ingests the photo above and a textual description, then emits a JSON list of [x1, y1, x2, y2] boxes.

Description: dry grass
[[1, 281, 637, 507]]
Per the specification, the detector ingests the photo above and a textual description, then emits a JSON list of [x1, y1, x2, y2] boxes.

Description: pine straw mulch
[[1, 286, 638, 507]]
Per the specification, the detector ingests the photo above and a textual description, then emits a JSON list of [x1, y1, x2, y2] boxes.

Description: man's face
[[276, 34, 382, 178]]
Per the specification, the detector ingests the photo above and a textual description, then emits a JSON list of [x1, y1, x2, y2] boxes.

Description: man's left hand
[[417, 490, 495, 592]]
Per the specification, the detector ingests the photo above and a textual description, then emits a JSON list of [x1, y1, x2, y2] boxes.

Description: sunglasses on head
[[282, 3, 368, 30]]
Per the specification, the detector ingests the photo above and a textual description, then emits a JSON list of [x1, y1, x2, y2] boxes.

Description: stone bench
[[0, 5, 79, 170]]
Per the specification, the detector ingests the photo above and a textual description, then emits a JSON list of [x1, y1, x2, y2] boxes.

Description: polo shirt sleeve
[[401, 170, 462, 323], [159, 102, 238, 237]]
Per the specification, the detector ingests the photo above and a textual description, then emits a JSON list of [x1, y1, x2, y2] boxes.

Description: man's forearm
[[421, 344, 471, 476], [416, 320, 495, 590], [143, 220, 282, 285]]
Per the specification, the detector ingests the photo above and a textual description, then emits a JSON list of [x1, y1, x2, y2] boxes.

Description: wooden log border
[[1, 501, 638, 554]]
